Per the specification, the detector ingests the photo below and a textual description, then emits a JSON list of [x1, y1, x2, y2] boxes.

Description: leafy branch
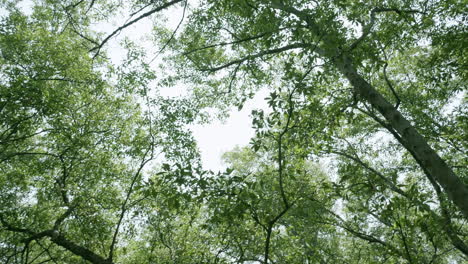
[[348, 7, 425, 51], [0, 215, 111, 264]]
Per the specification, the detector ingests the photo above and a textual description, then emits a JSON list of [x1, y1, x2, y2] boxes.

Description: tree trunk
[[334, 54, 468, 218]]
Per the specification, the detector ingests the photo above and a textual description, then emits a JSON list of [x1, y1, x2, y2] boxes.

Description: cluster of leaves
[[1, 0, 467, 263], [0, 2, 201, 263]]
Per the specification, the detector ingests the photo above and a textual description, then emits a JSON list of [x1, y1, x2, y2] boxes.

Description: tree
[[204, 146, 336, 263], [0, 2, 199, 263], [165, 0, 467, 261], [168, 0, 467, 218], [1, 0, 466, 263]]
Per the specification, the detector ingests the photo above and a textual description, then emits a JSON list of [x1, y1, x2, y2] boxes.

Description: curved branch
[[377, 43, 401, 109], [182, 29, 288, 56], [199, 43, 309, 72], [90, 0, 183, 58], [349, 7, 425, 51], [325, 209, 403, 256]]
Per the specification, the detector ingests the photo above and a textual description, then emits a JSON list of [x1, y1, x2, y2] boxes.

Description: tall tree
[[0, 2, 199, 263], [1, 0, 466, 263], [166, 0, 468, 218]]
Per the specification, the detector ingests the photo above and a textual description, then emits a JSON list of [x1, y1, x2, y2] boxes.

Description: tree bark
[[0, 216, 111, 264], [49, 231, 112, 264]]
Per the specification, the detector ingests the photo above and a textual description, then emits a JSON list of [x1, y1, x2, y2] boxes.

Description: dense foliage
[[0, 0, 466, 263]]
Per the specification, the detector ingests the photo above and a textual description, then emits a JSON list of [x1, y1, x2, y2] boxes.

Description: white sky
[[191, 90, 269, 171]]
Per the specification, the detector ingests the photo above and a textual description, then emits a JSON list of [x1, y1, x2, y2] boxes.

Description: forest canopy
[[0, 0, 467, 263]]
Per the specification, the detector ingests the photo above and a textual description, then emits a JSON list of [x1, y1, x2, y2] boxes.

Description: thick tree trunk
[[334, 54, 468, 218], [50, 232, 112, 264], [272, 0, 467, 218]]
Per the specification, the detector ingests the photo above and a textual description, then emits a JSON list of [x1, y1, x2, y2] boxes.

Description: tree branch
[[182, 29, 288, 56], [199, 43, 309, 72], [331, 142, 468, 256], [90, 0, 183, 58], [107, 146, 155, 262], [377, 43, 401, 109], [150, 0, 188, 63], [349, 7, 425, 51], [0, 215, 110, 264]]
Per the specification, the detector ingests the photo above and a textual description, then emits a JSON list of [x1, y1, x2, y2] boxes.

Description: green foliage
[[1, 0, 467, 263]]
